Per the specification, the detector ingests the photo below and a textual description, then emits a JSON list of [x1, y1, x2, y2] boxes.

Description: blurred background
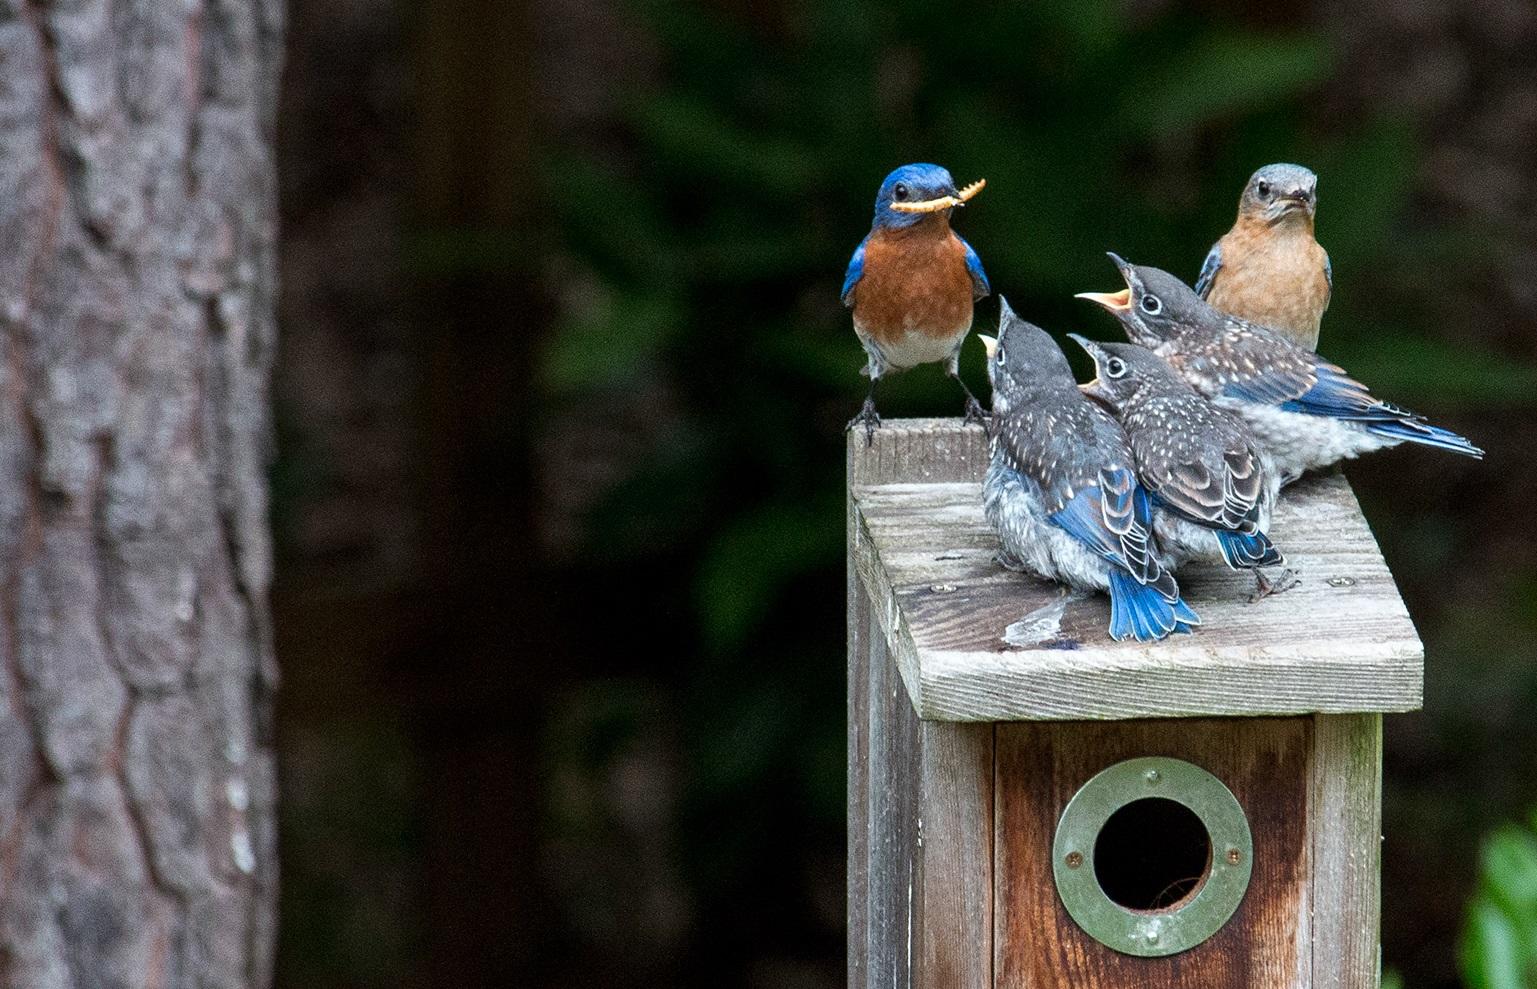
[[272, 0, 1537, 986]]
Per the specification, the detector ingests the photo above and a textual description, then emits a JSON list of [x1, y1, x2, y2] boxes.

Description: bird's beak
[[1076, 254, 1134, 311], [1075, 288, 1132, 312], [1066, 334, 1110, 399], [890, 177, 986, 214], [1266, 194, 1314, 220], [978, 334, 998, 362]]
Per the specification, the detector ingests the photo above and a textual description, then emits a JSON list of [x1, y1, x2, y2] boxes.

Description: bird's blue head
[[1238, 163, 1318, 224], [871, 163, 984, 230]]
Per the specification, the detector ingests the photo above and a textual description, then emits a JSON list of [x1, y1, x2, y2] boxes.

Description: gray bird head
[[1076, 254, 1215, 347], [1238, 163, 1317, 224], [1067, 335, 1190, 411], [978, 297, 1077, 415]]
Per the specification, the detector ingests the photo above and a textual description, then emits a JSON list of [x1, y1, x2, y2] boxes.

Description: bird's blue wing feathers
[[1194, 242, 1222, 298], [1279, 363, 1409, 421], [961, 236, 989, 300], [1323, 252, 1332, 294], [840, 238, 867, 307], [1048, 470, 1169, 593]]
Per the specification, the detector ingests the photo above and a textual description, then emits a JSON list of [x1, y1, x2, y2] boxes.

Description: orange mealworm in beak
[[890, 177, 986, 214]]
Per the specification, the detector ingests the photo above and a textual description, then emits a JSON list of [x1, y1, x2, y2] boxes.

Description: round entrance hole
[[1092, 797, 1212, 912]]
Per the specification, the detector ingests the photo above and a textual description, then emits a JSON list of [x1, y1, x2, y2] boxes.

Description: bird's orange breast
[[850, 223, 975, 352], [1209, 217, 1330, 348]]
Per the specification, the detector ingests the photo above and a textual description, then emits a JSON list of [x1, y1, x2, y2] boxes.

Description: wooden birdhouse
[[847, 420, 1422, 989]]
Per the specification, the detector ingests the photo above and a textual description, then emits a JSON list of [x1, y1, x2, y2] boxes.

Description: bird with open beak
[[977, 300, 1198, 642], [841, 163, 989, 443], [1076, 255, 1483, 482], [1069, 335, 1293, 601], [1193, 163, 1331, 350]]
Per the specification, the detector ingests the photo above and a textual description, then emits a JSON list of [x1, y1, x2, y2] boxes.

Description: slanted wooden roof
[[849, 419, 1424, 722]]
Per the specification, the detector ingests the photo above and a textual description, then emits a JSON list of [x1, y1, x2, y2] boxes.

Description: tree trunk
[[0, 1, 283, 987]]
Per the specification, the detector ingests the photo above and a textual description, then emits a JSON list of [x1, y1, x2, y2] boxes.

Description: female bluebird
[[1077, 256, 1483, 482], [1068, 335, 1294, 600], [1195, 164, 1331, 350], [842, 163, 989, 442], [980, 299, 1199, 643]]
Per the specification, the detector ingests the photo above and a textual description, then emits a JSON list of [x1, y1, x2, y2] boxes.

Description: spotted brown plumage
[[980, 299, 1198, 642], [1077, 256, 1483, 482], [1069, 335, 1290, 599]]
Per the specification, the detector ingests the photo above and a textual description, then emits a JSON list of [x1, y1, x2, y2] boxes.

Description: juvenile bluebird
[[842, 163, 989, 442], [1077, 256, 1484, 482], [1068, 335, 1295, 600], [1195, 164, 1330, 350], [980, 299, 1199, 643]]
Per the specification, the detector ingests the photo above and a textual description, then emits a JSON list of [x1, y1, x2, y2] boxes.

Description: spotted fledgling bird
[[842, 163, 990, 442], [1195, 164, 1330, 350], [980, 299, 1199, 642], [1077, 256, 1484, 482], [1068, 335, 1295, 600]]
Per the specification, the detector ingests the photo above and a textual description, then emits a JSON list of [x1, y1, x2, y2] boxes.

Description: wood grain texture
[[995, 718, 1313, 989], [849, 421, 1424, 721], [0, 2, 282, 987], [1310, 714, 1383, 989], [852, 436, 992, 989]]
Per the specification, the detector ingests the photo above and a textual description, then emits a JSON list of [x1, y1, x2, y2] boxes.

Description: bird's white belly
[[983, 465, 1111, 592], [1214, 398, 1396, 477], [857, 319, 970, 371]]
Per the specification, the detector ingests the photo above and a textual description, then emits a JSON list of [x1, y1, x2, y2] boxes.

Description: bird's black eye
[[1106, 357, 1127, 379], [1139, 293, 1163, 316], [1256, 180, 1271, 197], [893, 183, 909, 201]]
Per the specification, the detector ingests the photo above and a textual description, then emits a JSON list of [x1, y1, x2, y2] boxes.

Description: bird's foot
[[847, 400, 881, 446], [1248, 567, 1300, 604], [963, 396, 990, 430]]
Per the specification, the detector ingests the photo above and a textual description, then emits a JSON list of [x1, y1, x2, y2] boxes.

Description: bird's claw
[[963, 396, 990, 430], [848, 401, 881, 447], [1248, 567, 1300, 604]]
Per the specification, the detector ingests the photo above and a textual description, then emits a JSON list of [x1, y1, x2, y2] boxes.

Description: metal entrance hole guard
[[1052, 756, 1254, 957]]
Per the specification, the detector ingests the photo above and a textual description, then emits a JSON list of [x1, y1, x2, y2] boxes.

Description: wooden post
[[848, 420, 1418, 989]]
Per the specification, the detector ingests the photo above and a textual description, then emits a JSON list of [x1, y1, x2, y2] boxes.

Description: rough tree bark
[[0, 1, 283, 987]]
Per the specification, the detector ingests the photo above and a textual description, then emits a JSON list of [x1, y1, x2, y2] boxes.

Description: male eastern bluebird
[[980, 299, 1199, 642], [1195, 163, 1330, 350], [842, 163, 989, 442], [1068, 335, 1295, 600], [1077, 255, 1484, 482]]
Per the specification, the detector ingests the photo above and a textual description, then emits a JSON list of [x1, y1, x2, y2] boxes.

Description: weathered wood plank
[[995, 718, 1313, 989], [1310, 714, 1383, 989], [851, 419, 993, 989], [848, 515, 871, 988], [849, 421, 1424, 721], [847, 418, 989, 487], [915, 721, 992, 989]]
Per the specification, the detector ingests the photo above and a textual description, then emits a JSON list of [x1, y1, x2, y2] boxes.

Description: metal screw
[[1065, 851, 1083, 869], [1326, 576, 1356, 588], [1144, 769, 1161, 785], [1227, 848, 1242, 865], [930, 583, 956, 594], [1144, 930, 1160, 945]]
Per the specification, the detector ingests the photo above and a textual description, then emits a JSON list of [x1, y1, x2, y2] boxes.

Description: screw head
[[1065, 851, 1083, 869], [930, 583, 957, 594], [1326, 576, 1356, 588], [1227, 848, 1242, 865], [1144, 769, 1161, 784]]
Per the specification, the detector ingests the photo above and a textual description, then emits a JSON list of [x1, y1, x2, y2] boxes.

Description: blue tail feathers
[[1215, 529, 1284, 569], [1366, 419, 1484, 459], [1107, 570, 1201, 643]]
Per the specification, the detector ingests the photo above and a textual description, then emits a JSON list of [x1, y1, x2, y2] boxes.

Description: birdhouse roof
[[849, 419, 1424, 722]]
